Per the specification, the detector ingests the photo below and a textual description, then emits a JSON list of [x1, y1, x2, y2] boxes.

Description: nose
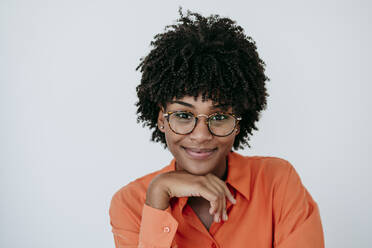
[[188, 116, 213, 143]]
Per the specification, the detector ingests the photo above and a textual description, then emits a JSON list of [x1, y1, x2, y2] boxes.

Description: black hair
[[135, 7, 269, 150]]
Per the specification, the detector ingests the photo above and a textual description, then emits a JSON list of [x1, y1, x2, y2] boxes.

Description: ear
[[234, 125, 240, 136], [157, 108, 165, 133]]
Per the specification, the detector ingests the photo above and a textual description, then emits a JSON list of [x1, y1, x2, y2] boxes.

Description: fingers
[[222, 194, 227, 221], [197, 181, 220, 216], [207, 180, 222, 223], [214, 193, 223, 223], [196, 181, 222, 223], [214, 196, 222, 223], [195, 174, 237, 223], [213, 178, 236, 205], [206, 176, 230, 223]]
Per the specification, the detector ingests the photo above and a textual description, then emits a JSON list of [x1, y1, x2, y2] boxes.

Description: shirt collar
[[225, 151, 251, 201], [164, 151, 251, 211]]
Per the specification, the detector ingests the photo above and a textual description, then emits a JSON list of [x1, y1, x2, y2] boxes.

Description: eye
[[211, 113, 229, 121], [173, 112, 193, 120]]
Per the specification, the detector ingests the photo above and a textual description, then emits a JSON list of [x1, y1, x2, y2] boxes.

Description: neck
[[175, 157, 228, 180], [213, 157, 228, 181]]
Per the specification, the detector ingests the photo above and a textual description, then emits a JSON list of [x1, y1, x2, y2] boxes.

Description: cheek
[[164, 131, 183, 149], [218, 135, 236, 150]]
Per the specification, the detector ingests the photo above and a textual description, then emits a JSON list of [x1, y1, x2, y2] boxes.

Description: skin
[[145, 95, 239, 226]]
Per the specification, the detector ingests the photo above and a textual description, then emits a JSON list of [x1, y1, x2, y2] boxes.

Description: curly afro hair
[[135, 8, 269, 150]]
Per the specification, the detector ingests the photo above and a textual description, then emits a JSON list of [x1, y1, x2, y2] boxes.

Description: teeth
[[189, 148, 214, 153]]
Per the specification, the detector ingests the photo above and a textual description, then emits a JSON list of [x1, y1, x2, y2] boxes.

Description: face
[[157, 95, 239, 179]]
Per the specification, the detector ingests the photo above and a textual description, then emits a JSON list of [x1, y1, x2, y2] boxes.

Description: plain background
[[1, 0, 371, 247]]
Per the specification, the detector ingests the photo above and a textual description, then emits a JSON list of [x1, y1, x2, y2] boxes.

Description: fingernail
[[223, 213, 228, 221]]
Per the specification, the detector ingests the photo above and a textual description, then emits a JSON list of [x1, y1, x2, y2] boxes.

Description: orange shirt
[[109, 152, 324, 248]]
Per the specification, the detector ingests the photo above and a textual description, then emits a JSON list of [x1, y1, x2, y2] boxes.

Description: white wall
[[1, 0, 371, 247]]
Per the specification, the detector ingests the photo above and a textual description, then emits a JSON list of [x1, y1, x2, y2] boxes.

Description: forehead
[[166, 95, 232, 111]]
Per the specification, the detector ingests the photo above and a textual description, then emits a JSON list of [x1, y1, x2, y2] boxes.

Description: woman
[[109, 8, 325, 248]]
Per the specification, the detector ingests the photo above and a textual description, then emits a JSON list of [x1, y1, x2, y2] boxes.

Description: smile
[[182, 146, 217, 160]]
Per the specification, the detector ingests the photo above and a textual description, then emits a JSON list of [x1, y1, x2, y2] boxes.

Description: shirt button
[[163, 226, 170, 233]]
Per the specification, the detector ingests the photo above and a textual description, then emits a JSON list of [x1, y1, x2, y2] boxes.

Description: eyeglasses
[[163, 111, 242, 137]]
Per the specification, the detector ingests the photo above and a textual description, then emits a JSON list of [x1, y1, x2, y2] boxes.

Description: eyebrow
[[169, 100, 230, 110]]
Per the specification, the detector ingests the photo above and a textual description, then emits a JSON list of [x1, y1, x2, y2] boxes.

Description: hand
[[145, 170, 236, 223]]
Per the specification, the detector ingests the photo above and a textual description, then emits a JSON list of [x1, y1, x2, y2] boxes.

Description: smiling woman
[[158, 96, 238, 177], [109, 7, 325, 248]]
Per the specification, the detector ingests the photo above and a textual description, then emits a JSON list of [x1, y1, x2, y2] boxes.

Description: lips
[[182, 146, 217, 160]]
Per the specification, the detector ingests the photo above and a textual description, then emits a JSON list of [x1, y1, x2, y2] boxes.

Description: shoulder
[[231, 152, 295, 183]]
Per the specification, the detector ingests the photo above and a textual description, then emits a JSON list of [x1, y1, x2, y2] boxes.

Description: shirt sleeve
[[109, 188, 179, 248], [273, 162, 325, 248]]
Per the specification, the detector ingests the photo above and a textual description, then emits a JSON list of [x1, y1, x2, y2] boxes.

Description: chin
[[182, 161, 216, 175], [178, 152, 220, 175]]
